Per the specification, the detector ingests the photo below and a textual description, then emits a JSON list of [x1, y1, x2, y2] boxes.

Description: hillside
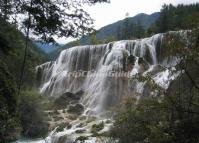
[[49, 12, 159, 59], [79, 12, 160, 45]]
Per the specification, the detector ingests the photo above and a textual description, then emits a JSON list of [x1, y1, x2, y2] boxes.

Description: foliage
[[111, 90, 199, 143], [0, 18, 47, 87], [89, 31, 116, 45], [91, 122, 104, 134], [117, 19, 146, 40], [0, 0, 14, 20], [19, 90, 49, 138], [148, 3, 199, 35], [0, 61, 21, 142], [0, 0, 109, 42], [0, 17, 47, 141]]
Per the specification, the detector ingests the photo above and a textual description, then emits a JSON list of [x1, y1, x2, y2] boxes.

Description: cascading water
[[33, 31, 189, 143], [37, 33, 165, 112]]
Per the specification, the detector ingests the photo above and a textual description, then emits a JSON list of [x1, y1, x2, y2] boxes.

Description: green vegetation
[[0, 61, 20, 142], [110, 14, 199, 142], [111, 83, 199, 143], [89, 31, 116, 45], [57, 13, 159, 55], [117, 19, 146, 40], [148, 3, 199, 35], [0, 17, 47, 141], [19, 90, 49, 138], [91, 122, 104, 135]]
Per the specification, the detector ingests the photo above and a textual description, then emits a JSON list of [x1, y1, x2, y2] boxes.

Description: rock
[[86, 116, 97, 123], [128, 55, 136, 64], [146, 65, 165, 76], [54, 90, 84, 108], [75, 129, 86, 134], [56, 134, 68, 143], [127, 55, 136, 71], [56, 122, 69, 132], [77, 122, 87, 128], [138, 57, 149, 73], [91, 122, 104, 134], [67, 104, 84, 114], [79, 115, 87, 121], [54, 116, 64, 122], [67, 114, 79, 120], [75, 136, 88, 142], [67, 123, 72, 129]]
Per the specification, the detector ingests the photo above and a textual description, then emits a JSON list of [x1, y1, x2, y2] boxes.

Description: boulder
[[67, 104, 84, 114], [138, 57, 149, 73], [54, 90, 84, 108], [127, 55, 136, 71], [146, 65, 165, 76]]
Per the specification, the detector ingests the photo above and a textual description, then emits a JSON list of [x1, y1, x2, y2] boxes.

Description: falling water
[[22, 31, 190, 143], [37, 32, 186, 114]]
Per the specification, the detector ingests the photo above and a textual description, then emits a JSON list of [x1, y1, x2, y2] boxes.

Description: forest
[[0, 1, 199, 143]]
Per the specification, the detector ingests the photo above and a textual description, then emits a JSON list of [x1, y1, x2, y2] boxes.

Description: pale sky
[[56, 0, 199, 44]]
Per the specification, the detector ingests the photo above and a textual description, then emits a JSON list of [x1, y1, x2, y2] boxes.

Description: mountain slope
[[47, 12, 159, 59], [79, 12, 160, 45]]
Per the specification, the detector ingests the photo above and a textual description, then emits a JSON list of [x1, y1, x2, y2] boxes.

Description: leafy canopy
[[0, 0, 109, 42]]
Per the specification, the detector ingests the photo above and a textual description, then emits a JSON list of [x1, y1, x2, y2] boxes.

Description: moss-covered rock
[[91, 122, 104, 134], [67, 104, 84, 114], [75, 136, 88, 142], [56, 122, 69, 132]]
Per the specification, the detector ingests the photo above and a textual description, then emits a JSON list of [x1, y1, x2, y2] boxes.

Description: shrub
[[91, 122, 104, 134], [19, 90, 48, 138]]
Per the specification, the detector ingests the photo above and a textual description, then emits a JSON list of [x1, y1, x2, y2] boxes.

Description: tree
[[0, 0, 109, 42], [150, 3, 199, 34], [89, 31, 101, 44], [134, 20, 145, 39], [0, 0, 14, 21]]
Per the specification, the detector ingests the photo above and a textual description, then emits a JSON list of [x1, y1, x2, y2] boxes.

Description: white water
[[28, 31, 189, 143]]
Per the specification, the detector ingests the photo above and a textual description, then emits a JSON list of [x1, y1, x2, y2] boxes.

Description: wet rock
[[79, 115, 87, 121], [128, 55, 136, 64], [54, 116, 64, 122], [75, 136, 88, 142], [67, 104, 84, 114], [75, 129, 86, 134], [86, 116, 97, 123], [77, 122, 87, 128], [146, 65, 166, 76], [91, 122, 104, 134], [67, 123, 72, 129], [67, 114, 79, 120], [56, 134, 68, 143], [56, 122, 69, 132], [138, 57, 149, 73], [144, 46, 153, 64], [127, 55, 136, 71], [54, 90, 84, 108]]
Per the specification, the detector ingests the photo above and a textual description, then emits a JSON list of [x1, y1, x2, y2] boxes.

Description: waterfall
[[29, 31, 191, 143], [37, 31, 188, 114]]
